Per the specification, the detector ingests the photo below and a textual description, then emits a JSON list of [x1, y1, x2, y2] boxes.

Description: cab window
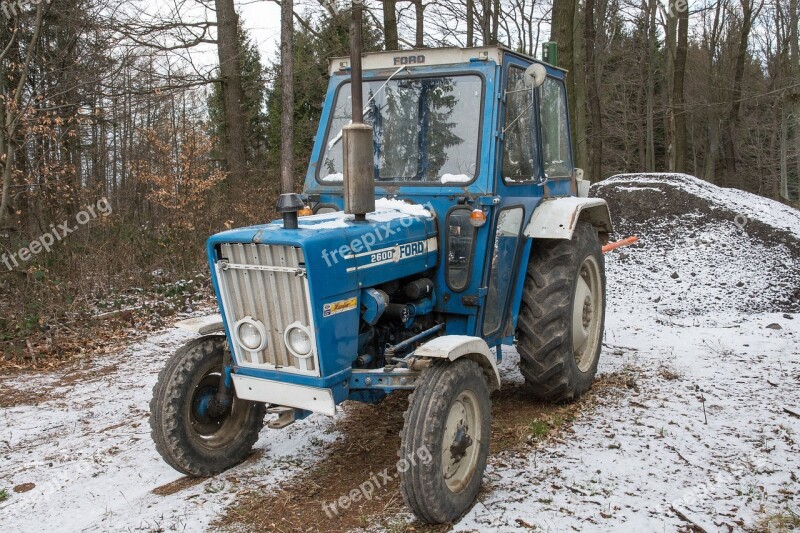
[[502, 66, 538, 183], [540, 77, 573, 179]]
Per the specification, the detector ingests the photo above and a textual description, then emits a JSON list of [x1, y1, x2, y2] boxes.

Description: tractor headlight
[[235, 317, 268, 352], [284, 322, 313, 358]]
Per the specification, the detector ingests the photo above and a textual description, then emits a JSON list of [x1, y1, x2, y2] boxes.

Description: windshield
[[319, 75, 483, 184]]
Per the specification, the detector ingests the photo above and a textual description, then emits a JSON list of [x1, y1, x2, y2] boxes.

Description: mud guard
[[525, 197, 613, 240], [413, 336, 501, 392], [175, 314, 225, 335]]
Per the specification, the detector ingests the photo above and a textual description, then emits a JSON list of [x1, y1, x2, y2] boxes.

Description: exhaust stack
[[343, 0, 375, 222]]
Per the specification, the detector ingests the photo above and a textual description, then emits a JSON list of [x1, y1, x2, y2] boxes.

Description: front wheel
[[399, 359, 492, 524], [149, 335, 265, 476]]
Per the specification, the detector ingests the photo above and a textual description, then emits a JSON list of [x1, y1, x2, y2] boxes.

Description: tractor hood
[[206, 198, 439, 300]]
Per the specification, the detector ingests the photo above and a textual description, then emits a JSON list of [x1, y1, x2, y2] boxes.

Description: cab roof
[[328, 45, 567, 76]]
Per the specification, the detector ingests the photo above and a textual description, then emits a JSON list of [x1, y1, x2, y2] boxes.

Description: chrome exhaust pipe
[[344, 0, 374, 222]]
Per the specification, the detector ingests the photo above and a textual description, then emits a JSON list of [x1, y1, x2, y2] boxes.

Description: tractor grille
[[216, 243, 318, 376]]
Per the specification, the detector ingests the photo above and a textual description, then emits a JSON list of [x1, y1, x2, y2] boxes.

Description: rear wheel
[[399, 359, 492, 524], [516, 221, 606, 402], [150, 335, 266, 476]]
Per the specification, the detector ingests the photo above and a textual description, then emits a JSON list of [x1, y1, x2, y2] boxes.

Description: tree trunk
[[214, 0, 248, 188], [703, 0, 723, 184], [781, 110, 790, 199], [414, 0, 425, 48], [573, 4, 588, 172], [466, 0, 474, 47], [787, 0, 799, 199], [663, 0, 677, 170], [671, 1, 689, 172], [584, 0, 603, 181], [383, 0, 398, 50], [491, 0, 499, 44], [645, 0, 656, 172], [721, 0, 761, 188], [280, 0, 295, 194], [1, 3, 44, 229], [480, 0, 490, 45], [551, 0, 582, 169]]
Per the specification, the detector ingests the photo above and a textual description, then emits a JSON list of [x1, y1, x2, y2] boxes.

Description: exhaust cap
[[276, 193, 304, 230]]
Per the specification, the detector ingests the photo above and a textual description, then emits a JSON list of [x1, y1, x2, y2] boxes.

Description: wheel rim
[[187, 368, 249, 450], [442, 389, 482, 493], [572, 255, 603, 373]]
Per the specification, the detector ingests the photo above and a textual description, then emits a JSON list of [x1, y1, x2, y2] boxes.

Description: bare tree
[[584, 0, 604, 180], [1, 3, 45, 228], [720, 0, 763, 187], [671, 0, 689, 172]]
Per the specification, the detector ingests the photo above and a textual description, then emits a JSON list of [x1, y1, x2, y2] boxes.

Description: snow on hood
[[298, 198, 432, 229]]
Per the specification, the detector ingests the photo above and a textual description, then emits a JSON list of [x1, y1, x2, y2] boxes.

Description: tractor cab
[[151, 44, 614, 526], [300, 46, 595, 348], [307, 46, 578, 197]]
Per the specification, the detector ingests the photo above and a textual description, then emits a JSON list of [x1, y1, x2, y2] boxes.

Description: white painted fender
[[524, 197, 613, 240], [414, 335, 501, 391], [175, 314, 225, 335]]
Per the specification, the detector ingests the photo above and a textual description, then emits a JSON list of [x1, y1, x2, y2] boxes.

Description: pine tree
[[263, 12, 381, 177]]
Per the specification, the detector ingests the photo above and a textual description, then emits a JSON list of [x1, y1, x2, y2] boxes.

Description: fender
[[175, 314, 225, 335], [524, 197, 613, 240], [413, 335, 501, 391]]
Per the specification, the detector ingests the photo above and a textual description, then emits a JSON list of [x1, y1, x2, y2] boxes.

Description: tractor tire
[[516, 221, 606, 402], [399, 359, 492, 524], [149, 335, 266, 477]]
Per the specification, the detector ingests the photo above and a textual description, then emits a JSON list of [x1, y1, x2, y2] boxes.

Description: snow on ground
[[454, 296, 800, 531], [1, 173, 798, 532], [0, 326, 339, 532]]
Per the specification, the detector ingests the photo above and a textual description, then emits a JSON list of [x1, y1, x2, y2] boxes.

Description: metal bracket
[[266, 406, 296, 429], [349, 368, 421, 390]]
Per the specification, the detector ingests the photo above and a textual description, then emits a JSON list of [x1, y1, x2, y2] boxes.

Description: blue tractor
[[150, 44, 614, 523]]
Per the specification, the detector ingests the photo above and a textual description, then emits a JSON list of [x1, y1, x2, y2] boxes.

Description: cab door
[[480, 56, 541, 347], [480, 57, 576, 347]]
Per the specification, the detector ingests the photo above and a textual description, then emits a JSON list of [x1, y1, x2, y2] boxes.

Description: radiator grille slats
[[218, 243, 318, 375]]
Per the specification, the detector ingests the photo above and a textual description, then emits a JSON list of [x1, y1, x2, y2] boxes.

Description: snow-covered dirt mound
[[593, 173, 800, 315]]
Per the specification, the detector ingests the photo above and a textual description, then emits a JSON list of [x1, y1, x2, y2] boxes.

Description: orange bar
[[602, 236, 639, 253]]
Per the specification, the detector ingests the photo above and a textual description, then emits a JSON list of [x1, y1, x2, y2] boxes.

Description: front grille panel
[[217, 243, 318, 375]]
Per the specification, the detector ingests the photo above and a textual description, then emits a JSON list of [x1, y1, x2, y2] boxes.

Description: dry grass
[[752, 507, 800, 532], [657, 363, 682, 381]]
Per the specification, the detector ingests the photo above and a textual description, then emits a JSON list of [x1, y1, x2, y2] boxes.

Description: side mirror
[[523, 63, 547, 90]]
